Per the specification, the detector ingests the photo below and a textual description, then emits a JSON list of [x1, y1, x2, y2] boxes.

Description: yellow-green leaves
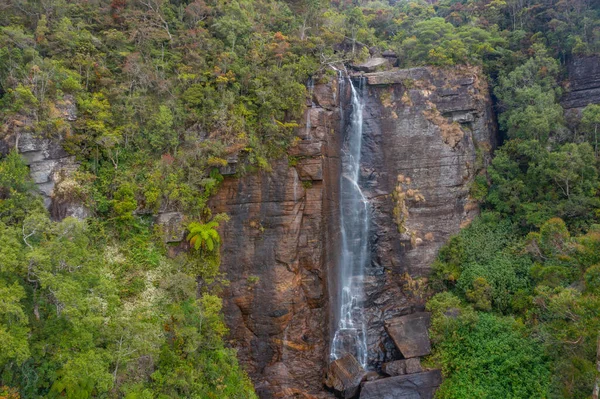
[[187, 220, 221, 252]]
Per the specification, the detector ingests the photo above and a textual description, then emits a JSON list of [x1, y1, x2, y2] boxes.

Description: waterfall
[[293, 169, 299, 202], [305, 77, 314, 140], [330, 75, 370, 368]]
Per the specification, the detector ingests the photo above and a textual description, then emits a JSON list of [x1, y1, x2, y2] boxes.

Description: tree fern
[[187, 221, 221, 253]]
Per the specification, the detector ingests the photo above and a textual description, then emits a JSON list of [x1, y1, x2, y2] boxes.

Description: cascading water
[[330, 74, 370, 368], [305, 77, 315, 140], [293, 169, 299, 202]]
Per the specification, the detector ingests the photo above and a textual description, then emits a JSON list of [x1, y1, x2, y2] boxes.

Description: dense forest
[[0, 0, 600, 398]]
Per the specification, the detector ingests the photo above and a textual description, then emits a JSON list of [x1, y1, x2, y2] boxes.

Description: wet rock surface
[[355, 66, 495, 368], [359, 370, 442, 399], [209, 79, 341, 398], [324, 355, 366, 398]]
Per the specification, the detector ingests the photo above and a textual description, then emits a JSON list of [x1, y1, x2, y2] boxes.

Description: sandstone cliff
[[562, 55, 600, 110], [209, 66, 497, 398]]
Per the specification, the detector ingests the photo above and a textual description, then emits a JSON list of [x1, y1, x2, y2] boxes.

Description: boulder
[[218, 154, 239, 176], [324, 355, 366, 398], [156, 212, 185, 243], [382, 358, 422, 376], [384, 313, 431, 358], [353, 58, 388, 73], [359, 370, 442, 399], [334, 37, 367, 55], [382, 50, 397, 59]]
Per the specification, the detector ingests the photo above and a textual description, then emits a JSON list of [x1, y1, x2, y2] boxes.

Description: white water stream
[[330, 74, 370, 368]]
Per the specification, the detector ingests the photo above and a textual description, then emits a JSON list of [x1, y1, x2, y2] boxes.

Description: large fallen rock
[[384, 313, 431, 358], [359, 370, 442, 399], [381, 358, 422, 376], [352, 57, 388, 73], [324, 355, 366, 398]]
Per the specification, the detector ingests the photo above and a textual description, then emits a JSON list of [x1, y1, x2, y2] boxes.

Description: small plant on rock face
[[187, 215, 229, 254], [187, 221, 219, 253]]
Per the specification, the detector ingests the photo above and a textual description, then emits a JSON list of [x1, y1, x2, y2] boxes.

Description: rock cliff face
[[562, 55, 600, 110], [0, 95, 89, 220], [209, 78, 342, 398], [210, 66, 496, 398]]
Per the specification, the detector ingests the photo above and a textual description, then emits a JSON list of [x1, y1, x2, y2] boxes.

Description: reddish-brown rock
[[359, 370, 442, 399], [384, 313, 432, 359], [324, 355, 366, 398], [382, 358, 423, 376], [211, 66, 496, 396]]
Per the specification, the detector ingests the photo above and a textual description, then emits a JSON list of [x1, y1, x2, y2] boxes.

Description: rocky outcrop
[[353, 58, 390, 73], [562, 55, 600, 110], [16, 133, 79, 209], [156, 212, 186, 243], [381, 359, 422, 377], [0, 95, 88, 220], [211, 66, 496, 397], [354, 66, 495, 369]]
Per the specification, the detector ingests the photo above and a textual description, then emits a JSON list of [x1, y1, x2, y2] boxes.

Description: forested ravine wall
[[209, 65, 497, 399]]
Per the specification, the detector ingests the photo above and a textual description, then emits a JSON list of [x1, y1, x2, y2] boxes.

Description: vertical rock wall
[[209, 79, 341, 398], [350, 66, 496, 369], [211, 66, 497, 397]]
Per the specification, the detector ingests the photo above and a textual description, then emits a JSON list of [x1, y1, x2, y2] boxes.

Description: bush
[[431, 312, 550, 399]]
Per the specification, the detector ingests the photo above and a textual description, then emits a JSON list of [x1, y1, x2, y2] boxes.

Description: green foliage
[[147, 105, 177, 154], [430, 213, 600, 397], [495, 45, 564, 141], [433, 212, 531, 313], [187, 213, 229, 252], [0, 151, 45, 225], [581, 104, 600, 156], [187, 221, 221, 252], [395, 17, 503, 67], [0, 148, 254, 398], [487, 140, 599, 232], [0, 281, 29, 367], [428, 305, 550, 399]]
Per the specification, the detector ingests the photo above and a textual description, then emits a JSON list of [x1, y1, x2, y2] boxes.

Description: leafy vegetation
[[1, 0, 600, 397], [0, 154, 255, 398]]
